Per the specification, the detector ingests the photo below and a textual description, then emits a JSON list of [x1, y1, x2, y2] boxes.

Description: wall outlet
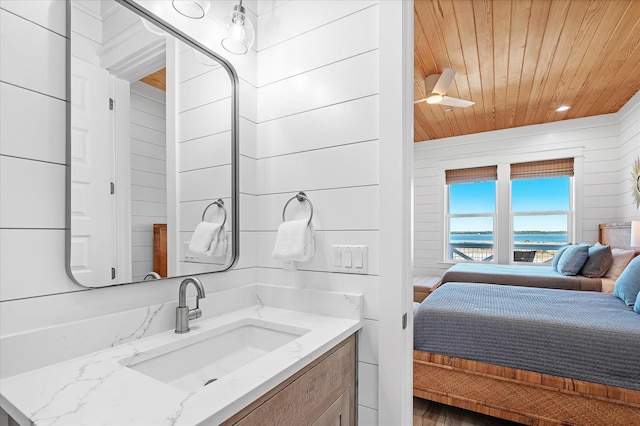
[[332, 245, 368, 274]]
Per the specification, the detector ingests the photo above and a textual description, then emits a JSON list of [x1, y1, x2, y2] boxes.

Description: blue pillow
[[556, 244, 589, 276], [634, 290, 640, 314], [552, 244, 572, 271], [580, 245, 613, 278], [613, 256, 640, 306]]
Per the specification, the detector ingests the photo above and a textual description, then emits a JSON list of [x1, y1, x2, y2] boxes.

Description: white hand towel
[[211, 224, 228, 257], [188, 222, 222, 256], [272, 219, 315, 261]]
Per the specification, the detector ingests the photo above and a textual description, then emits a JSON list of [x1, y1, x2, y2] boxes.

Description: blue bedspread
[[414, 283, 640, 390]]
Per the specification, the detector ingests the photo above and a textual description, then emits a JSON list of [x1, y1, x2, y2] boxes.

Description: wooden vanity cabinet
[[222, 334, 356, 426]]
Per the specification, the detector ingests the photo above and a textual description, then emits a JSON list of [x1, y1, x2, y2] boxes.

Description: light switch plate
[[332, 245, 368, 274]]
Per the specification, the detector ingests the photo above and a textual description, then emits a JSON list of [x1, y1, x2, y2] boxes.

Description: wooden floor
[[414, 397, 522, 426]]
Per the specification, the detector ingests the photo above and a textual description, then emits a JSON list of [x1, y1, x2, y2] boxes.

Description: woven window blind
[[445, 165, 498, 185], [510, 158, 574, 180]]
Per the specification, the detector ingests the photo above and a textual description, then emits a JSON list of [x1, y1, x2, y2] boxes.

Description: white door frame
[[378, 1, 414, 425]]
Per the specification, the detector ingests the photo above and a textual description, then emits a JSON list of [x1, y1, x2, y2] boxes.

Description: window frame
[[442, 156, 578, 265], [509, 175, 574, 264], [444, 179, 498, 264]]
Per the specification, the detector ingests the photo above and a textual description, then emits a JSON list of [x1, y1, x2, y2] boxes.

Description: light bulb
[[221, 2, 255, 55], [230, 23, 246, 42], [426, 94, 443, 104]]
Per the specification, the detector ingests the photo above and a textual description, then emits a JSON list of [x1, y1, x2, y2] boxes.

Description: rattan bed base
[[414, 350, 640, 425]]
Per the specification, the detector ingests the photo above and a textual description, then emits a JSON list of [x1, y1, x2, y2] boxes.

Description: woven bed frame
[[413, 223, 640, 425]]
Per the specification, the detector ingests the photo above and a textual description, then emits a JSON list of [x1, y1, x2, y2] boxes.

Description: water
[[450, 233, 567, 243]]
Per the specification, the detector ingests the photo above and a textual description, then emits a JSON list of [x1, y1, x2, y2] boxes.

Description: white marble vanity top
[[0, 286, 362, 425]]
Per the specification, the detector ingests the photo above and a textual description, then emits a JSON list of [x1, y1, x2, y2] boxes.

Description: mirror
[[68, 0, 239, 287]]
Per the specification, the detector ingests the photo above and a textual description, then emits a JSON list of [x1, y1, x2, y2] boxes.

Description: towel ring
[[282, 191, 313, 226], [202, 198, 227, 226]]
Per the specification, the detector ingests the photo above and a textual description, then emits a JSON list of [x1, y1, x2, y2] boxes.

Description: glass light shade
[[172, 0, 210, 19], [221, 4, 255, 55], [631, 221, 640, 248], [426, 94, 443, 104]]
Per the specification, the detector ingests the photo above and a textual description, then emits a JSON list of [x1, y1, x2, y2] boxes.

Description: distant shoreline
[[451, 231, 567, 235]]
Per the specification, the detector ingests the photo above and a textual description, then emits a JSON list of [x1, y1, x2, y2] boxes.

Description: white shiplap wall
[[130, 81, 167, 281], [255, 2, 380, 423], [414, 94, 640, 278], [617, 91, 640, 222], [0, 1, 257, 335], [0, 1, 410, 424]]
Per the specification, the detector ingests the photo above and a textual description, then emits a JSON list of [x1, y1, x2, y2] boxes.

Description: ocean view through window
[[445, 160, 573, 263]]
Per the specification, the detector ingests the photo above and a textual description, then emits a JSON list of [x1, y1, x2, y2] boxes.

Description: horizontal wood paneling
[[178, 98, 231, 142], [257, 95, 378, 158], [257, 50, 379, 122], [0, 156, 66, 229], [258, 4, 378, 87], [257, 141, 378, 194], [178, 133, 232, 171], [0, 0, 66, 35], [0, 230, 79, 301], [178, 165, 232, 201], [0, 9, 66, 100], [0, 82, 66, 164], [257, 0, 377, 51]]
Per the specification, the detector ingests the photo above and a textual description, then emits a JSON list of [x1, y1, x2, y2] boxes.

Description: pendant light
[[221, 0, 255, 55], [172, 0, 211, 19]]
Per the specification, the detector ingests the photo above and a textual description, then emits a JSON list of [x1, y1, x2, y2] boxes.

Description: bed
[[441, 262, 602, 291], [439, 223, 638, 293], [413, 223, 640, 425]]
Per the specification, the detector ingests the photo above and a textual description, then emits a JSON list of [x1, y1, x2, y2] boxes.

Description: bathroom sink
[[121, 319, 309, 392]]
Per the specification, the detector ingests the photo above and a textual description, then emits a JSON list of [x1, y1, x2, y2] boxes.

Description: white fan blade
[[439, 96, 475, 108], [432, 68, 456, 95], [414, 98, 427, 104]]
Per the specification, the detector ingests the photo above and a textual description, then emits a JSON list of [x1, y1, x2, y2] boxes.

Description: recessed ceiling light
[[555, 105, 571, 112]]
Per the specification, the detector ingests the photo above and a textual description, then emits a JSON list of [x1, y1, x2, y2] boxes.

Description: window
[[445, 158, 574, 264], [511, 158, 573, 263], [446, 166, 497, 262]]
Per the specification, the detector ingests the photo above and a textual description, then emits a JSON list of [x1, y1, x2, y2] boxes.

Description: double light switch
[[332, 245, 368, 274]]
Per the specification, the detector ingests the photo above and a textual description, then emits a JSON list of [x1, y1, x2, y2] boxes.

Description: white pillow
[[604, 248, 635, 279]]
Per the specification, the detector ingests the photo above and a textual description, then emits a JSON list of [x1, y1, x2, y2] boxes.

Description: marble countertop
[[1, 303, 361, 425]]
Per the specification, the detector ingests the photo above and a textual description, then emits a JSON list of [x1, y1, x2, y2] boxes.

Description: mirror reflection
[[69, 0, 237, 287]]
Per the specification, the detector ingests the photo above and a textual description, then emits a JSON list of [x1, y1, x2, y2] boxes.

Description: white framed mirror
[[67, 0, 239, 287]]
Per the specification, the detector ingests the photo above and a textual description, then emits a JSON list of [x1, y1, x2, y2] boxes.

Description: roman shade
[[445, 165, 498, 185], [510, 158, 574, 180]]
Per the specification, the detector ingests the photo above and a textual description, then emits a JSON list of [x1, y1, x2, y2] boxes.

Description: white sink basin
[[120, 319, 309, 392]]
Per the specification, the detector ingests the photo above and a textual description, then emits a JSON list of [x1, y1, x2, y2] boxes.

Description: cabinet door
[[312, 389, 350, 426]]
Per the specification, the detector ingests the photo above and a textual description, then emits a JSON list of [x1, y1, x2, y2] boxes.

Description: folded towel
[[188, 221, 222, 256], [211, 224, 227, 257], [272, 219, 314, 261]]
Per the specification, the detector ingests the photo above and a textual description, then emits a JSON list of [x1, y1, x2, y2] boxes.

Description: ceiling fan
[[414, 68, 475, 108]]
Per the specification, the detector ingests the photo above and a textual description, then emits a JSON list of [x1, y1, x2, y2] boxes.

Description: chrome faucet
[[175, 277, 206, 334]]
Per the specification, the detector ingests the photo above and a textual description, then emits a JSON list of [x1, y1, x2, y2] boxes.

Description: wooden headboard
[[598, 222, 638, 253]]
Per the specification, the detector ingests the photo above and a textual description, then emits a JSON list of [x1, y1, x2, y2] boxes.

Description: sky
[[449, 177, 569, 232]]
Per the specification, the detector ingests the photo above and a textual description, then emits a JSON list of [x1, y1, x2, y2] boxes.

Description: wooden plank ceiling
[[414, 0, 640, 142]]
